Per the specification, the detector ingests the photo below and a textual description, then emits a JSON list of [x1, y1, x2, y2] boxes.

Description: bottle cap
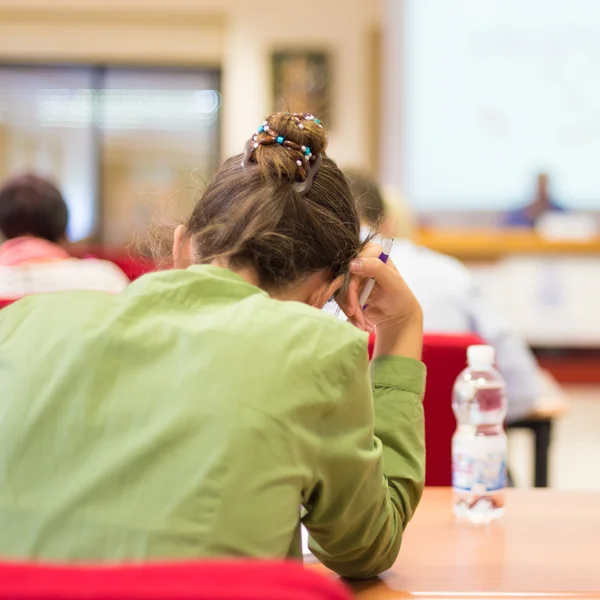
[[467, 345, 495, 368]]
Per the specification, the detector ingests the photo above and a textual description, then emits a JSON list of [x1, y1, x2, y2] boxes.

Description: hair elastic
[[290, 113, 323, 130], [293, 154, 322, 194], [240, 115, 324, 195]]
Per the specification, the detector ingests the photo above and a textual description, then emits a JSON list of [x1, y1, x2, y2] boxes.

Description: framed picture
[[271, 51, 331, 124]]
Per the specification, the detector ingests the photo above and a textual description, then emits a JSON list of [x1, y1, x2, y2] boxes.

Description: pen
[[358, 237, 394, 310]]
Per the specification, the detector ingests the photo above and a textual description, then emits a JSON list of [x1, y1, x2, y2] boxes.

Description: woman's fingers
[[343, 243, 384, 315], [360, 242, 385, 260], [347, 312, 374, 333], [350, 258, 393, 290], [350, 304, 366, 330], [338, 243, 388, 330]]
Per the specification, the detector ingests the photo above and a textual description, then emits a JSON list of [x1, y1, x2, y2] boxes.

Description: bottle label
[[452, 434, 507, 493]]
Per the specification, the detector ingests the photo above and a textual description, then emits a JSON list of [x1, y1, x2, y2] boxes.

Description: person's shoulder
[[4, 287, 114, 312], [503, 206, 531, 227], [0, 288, 115, 339], [270, 297, 366, 343], [68, 256, 127, 276], [64, 257, 130, 292], [393, 240, 471, 282], [255, 297, 369, 368], [422, 246, 471, 277]]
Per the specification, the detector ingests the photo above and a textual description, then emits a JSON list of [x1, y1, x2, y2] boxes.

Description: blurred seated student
[[0, 173, 129, 298], [0, 114, 425, 579], [503, 172, 565, 228], [348, 170, 544, 424]]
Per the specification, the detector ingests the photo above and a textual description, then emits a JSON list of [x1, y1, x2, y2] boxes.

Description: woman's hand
[[340, 243, 423, 360]]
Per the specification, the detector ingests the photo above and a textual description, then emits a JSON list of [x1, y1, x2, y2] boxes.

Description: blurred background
[[1, 0, 599, 488]]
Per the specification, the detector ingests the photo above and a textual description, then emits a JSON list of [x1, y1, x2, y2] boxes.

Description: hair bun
[[246, 113, 327, 186]]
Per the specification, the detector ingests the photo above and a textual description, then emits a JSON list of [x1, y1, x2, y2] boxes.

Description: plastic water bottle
[[452, 345, 507, 523]]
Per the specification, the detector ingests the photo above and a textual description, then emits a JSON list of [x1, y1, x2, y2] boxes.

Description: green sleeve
[[302, 346, 426, 580]]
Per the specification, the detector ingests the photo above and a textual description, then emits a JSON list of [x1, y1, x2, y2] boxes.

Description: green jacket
[[0, 265, 425, 579]]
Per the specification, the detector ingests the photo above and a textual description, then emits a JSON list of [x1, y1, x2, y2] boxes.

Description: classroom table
[[507, 369, 570, 487], [415, 229, 600, 262], [313, 488, 600, 599]]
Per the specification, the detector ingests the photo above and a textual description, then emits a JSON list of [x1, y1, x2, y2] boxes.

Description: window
[[0, 65, 221, 243], [0, 67, 96, 240]]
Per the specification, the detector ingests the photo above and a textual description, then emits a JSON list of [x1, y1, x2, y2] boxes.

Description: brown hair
[[345, 169, 387, 228], [184, 113, 362, 290], [0, 173, 68, 243]]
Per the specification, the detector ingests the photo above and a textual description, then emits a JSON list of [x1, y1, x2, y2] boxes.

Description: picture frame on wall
[[271, 50, 331, 124]]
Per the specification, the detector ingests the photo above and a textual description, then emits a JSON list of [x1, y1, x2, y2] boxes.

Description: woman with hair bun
[[0, 113, 425, 580]]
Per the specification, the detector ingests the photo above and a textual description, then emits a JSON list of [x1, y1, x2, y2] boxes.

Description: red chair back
[[109, 255, 158, 281], [368, 331, 484, 486], [70, 246, 159, 281], [421, 332, 484, 486], [0, 560, 351, 600]]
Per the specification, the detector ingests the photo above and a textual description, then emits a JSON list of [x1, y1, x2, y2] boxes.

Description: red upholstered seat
[[108, 255, 158, 281], [369, 331, 484, 486], [0, 560, 351, 600], [70, 246, 159, 281]]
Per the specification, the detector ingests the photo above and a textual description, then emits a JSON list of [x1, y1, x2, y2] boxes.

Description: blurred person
[[0, 173, 129, 298], [348, 170, 544, 424], [0, 113, 425, 579], [504, 171, 565, 228]]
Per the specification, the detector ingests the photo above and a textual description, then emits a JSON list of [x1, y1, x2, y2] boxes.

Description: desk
[[316, 489, 600, 599], [507, 370, 570, 487], [415, 229, 600, 262]]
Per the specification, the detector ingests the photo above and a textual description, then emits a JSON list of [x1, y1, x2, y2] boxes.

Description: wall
[[0, 0, 382, 170], [220, 0, 381, 167], [380, 0, 403, 192]]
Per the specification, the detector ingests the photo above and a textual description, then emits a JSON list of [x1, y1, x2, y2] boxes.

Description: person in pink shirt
[[0, 173, 129, 299]]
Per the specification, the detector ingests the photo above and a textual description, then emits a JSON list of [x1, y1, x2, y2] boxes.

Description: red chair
[[0, 560, 351, 600], [421, 333, 485, 486], [108, 255, 158, 281], [369, 332, 484, 486], [70, 246, 159, 281]]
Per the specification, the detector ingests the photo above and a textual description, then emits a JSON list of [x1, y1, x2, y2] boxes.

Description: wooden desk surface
[[415, 229, 600, 261], [318, 488, 600, 599]]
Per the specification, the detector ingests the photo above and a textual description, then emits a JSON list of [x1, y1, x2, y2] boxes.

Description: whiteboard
[[402, 0, 600, 210]]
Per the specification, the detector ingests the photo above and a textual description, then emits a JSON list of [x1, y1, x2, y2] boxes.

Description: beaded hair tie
[[290, 113, 324, 131], [241, 113, 324, 194]]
